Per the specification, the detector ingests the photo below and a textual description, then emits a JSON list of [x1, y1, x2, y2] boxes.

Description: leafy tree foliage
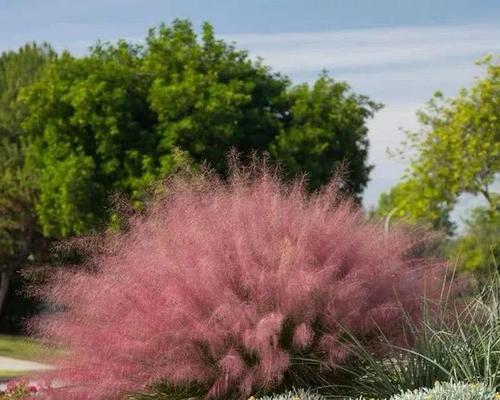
[[144, 22, 291, 173], [376, 56, 499, 233], [270, 73, 380, 196], [20, 45, 161, 237], [19, 19, 379, 238], [0, 43, 54, 321], [0, 43, 55, 255], [0, 43, 55, 140], [448, 203, 499, 273]]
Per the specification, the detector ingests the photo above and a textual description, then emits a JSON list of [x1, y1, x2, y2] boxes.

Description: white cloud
[[362, 103, 417, 206], [223, 24, 499, 73], [223, 23, 500, 217]]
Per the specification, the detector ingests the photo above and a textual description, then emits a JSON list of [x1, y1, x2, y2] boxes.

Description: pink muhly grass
[[30, 167, 447, 399]]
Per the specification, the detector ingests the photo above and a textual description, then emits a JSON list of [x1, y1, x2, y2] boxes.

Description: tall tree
[[20, 44, 160, 237], [20, 19, 379, 239], [144, 21, 291, 174], [376, 56, 499, 233], [0, 43, 54, 319], [271, 73, 380, 195]]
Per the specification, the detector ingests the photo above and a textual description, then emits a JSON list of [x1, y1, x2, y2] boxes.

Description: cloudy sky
[[1, 0, 499, 220]]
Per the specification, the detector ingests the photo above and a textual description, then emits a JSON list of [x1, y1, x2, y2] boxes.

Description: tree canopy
[[376, 56, 499, 233], [17, 20, 379, 238], [0, 43, 55, 323], [270, 73, 379, 194], [374, 56, 499, 273], [448, 203, 499, 273]]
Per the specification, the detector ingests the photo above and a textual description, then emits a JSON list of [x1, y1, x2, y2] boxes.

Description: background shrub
[[31, 166, 447, 399]]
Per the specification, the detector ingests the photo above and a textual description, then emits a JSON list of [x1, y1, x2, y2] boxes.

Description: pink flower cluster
[[32, 169, 447, 399], [0, 379, 53, 399]]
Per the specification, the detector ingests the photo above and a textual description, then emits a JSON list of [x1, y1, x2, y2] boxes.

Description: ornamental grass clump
[[325, 270, 499, 399], [31, 166, 447, 399]]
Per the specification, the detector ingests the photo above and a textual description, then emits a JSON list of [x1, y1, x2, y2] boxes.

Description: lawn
[[0, 370, 25, 379], [0, 335, 49, 379], [0, 335, 45, 361]]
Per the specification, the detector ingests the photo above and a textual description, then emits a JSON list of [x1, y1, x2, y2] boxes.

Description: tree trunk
[[0, 244, 30, 319], [0, 217, 35, 320], [0, 269, 13, 319]]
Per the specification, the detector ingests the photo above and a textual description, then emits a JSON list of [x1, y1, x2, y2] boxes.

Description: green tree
[[271, 73, 381, 195], [20, 19, 379, 238], [0, 43, 55, 140], [20, 45, 164, 237], [144, 21, 291, 174], [0, 43, 54, 319], [448, 203, 499, 273], [376, 56, 499, 233]]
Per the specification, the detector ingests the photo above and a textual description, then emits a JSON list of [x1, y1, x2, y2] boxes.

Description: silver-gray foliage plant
[[357, 381, 496, 400], [255, 389, 325, 400], [389, 381, 495, 400], [258, 382, 496, 400]]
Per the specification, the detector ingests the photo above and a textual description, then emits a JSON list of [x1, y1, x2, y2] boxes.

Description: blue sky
[[1, 0, 499, 222]]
